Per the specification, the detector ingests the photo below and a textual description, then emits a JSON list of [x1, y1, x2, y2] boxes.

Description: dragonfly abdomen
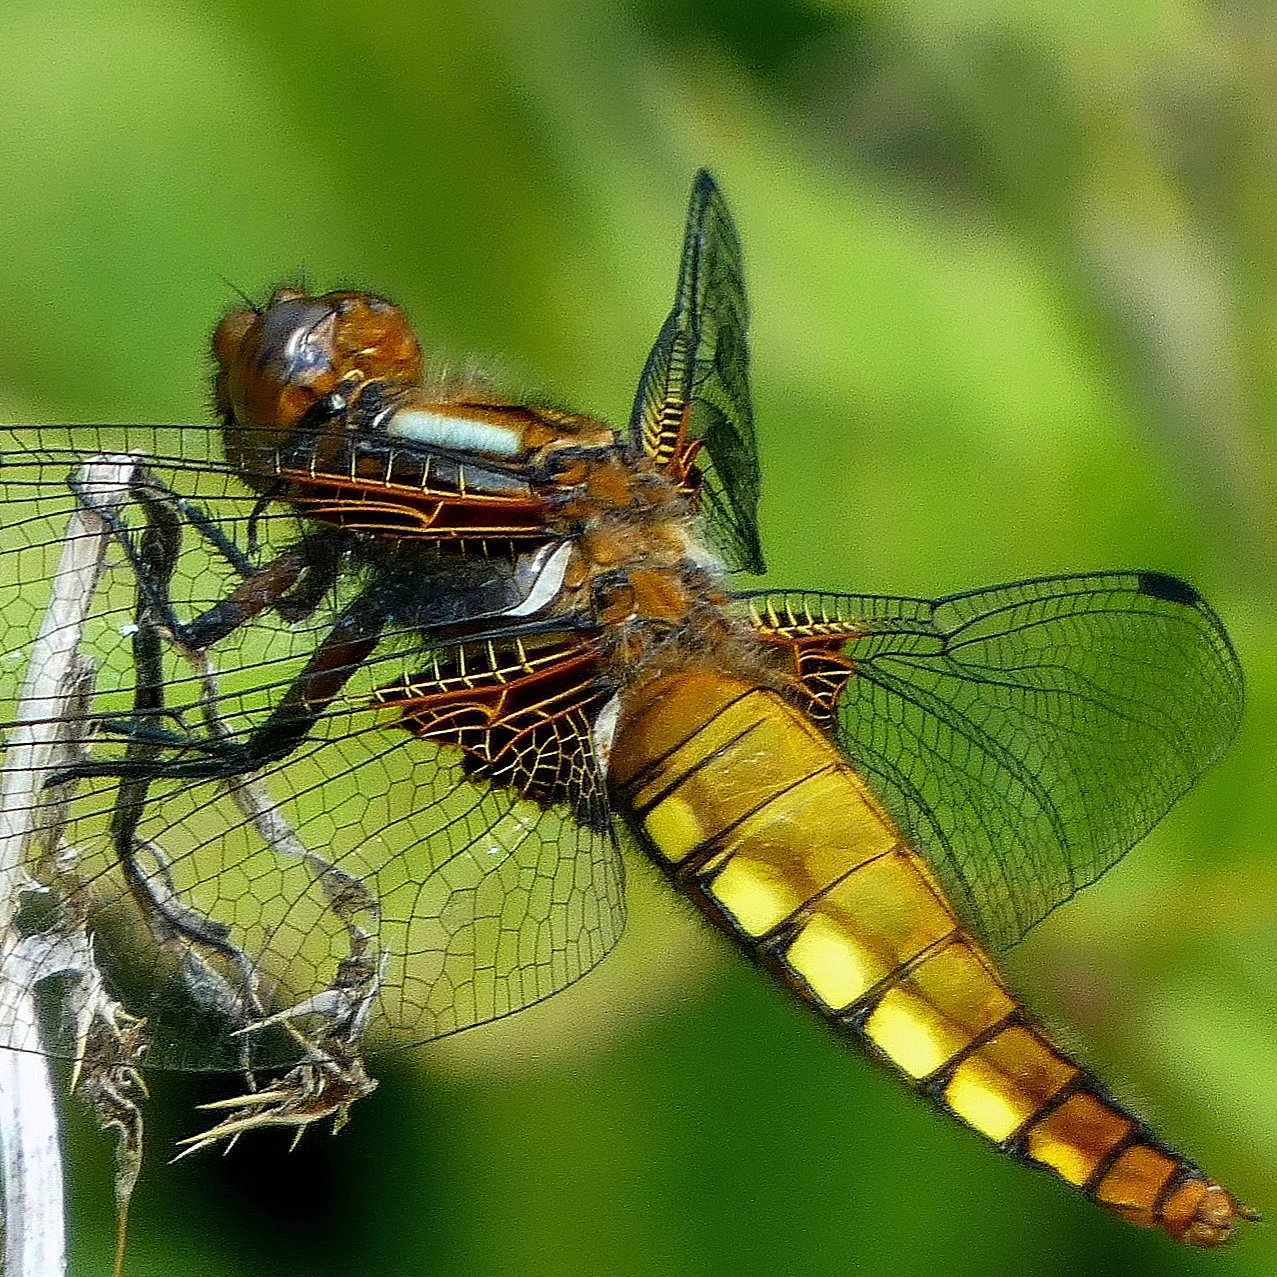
[[609, 669, 1252, 1248]]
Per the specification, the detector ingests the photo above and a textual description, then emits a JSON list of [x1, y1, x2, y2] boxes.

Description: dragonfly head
[[213, 287, 424, 454]]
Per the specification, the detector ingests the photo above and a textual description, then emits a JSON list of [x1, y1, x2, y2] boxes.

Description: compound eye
[[256, 299, 337, 381], [215, 289, 426, 446], [212, 308, 254, 369], [214, 294, 339, 437]]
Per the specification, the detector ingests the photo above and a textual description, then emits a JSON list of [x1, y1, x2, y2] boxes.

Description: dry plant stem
[[0, 989, 63, 1277], [0, 457, 136, 1277]]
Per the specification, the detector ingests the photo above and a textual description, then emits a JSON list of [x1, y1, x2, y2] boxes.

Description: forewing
[[0, 425, 625, 1070], [628, 170, 764, 574], [5, 419, 549, 543], [739, 573, 1242, 949]]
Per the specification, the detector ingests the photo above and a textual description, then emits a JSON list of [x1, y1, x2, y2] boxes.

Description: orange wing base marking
[[671, 435, 704, 505], [746, 596, 861, 730], [373, 637, 611, 817], [279, 471, 548, 539], [287, 491, 548, 538]]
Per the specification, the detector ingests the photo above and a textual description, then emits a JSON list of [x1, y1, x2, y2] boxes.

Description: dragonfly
[[0, 170, 1256, 1247]]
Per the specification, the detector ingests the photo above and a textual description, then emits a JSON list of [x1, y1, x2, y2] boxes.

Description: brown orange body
[[205, 285, 1252, 1246], [609, 670, 1254, 1248]]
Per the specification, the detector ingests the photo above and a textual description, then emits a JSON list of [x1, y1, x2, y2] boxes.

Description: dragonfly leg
[[172, 528, 346, 650], [147, 480, 258, 579], [69, 466, 342, 652], [174, 1050, 378, 1159], [90, 548, 271, 1072], [48, 591, 387, 785]]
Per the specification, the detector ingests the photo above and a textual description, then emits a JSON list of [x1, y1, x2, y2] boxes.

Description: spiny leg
[[106, 509, 271, 1053], [50, 589, 389, 785], [69, 464, 343, 652], [102, 539, 383, 1138]]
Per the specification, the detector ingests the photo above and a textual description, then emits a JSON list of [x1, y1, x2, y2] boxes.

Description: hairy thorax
[[547, 446, 776, 690]]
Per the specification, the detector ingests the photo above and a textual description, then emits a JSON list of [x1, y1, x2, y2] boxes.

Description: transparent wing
[[628, 169, 764, 574], [0, 425, 625, 1071], [739, 573, 1243, 949]]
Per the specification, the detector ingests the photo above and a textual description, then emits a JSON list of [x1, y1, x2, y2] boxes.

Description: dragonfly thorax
[[542, 451, 753, 680]]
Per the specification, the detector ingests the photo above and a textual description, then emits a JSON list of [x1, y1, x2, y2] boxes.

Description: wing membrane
[[4, 420, 549, 542], [739, 573, 1242, 949], [0, 427, 625, 1070], [628, 170, 764, 573]]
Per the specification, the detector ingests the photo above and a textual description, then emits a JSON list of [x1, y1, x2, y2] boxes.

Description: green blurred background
[[1, 1, 1275, 1273]]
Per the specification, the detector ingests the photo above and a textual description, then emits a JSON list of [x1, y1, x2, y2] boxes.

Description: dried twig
[[0, 457, 135, 1277]]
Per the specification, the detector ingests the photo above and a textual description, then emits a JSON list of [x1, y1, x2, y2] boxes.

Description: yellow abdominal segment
[[609, 669, 1252, 1248]]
